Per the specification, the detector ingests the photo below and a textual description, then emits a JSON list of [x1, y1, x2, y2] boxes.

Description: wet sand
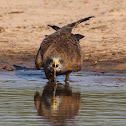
[[0, 0, 126, 73]]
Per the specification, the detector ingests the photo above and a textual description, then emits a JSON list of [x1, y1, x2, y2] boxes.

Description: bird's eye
[[60, 59, 64, 64], [49, 59, 53, 63]]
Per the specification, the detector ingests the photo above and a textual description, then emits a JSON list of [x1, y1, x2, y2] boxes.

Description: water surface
[[0, 70, 126, 126]]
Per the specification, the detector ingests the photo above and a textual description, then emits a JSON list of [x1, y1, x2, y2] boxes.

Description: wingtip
[[48, 25, 60, 31], [84, 16, 95, 20], [88, 16, 95, 18], [90, 16, 95, 18]]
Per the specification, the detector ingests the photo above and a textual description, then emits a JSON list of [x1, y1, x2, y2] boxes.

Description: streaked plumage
[[35, 16, 94, 82]]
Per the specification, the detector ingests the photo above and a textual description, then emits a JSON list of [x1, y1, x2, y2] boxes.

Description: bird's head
[[45, 57, 64, 74]]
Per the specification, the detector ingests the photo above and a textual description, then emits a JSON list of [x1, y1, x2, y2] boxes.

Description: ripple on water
[[0, 70, 126, 126]]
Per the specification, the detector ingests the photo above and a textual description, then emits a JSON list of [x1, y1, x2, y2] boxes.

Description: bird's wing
[[48, 25, 60, 31]]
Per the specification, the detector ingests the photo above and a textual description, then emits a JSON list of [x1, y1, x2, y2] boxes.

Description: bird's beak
[[53, 59, 60, 71], [52, 59, 60, 82]]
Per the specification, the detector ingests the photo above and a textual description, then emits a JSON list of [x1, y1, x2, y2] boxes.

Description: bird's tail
[[65, 16, 94, 28], [48, 16, 94, 31]]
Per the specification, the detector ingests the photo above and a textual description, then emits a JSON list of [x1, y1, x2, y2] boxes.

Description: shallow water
[[0, 70, 126, 126]]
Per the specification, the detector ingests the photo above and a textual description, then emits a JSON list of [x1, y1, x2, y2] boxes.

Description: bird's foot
[[65, 80, 69, 85]]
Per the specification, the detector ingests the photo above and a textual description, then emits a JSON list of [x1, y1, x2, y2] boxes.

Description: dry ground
[[0, 0, 126, 73]]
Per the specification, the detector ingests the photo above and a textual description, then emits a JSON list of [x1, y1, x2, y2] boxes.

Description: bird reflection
[[34, 82, 81, 125]]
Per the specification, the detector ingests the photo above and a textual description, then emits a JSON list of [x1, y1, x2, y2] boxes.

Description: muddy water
[[0, 70, 126, 126]]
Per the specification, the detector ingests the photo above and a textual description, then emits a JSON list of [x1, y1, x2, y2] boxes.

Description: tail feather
[[65, 16, 94, 28], [48, 16, 94, 31]]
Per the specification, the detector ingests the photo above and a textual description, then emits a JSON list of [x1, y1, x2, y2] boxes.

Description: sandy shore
[[0, 0, 126, 73]]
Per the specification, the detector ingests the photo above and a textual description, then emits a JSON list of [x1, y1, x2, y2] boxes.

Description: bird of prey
[[35, 16, 94, 83]]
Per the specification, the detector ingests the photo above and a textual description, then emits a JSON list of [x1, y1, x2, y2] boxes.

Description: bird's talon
[[65, 80, 69, 84]]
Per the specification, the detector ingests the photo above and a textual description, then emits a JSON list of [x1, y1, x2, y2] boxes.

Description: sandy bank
[[0, 0, 126, 73]]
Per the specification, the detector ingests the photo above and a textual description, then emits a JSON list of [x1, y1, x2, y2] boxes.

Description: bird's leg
[[65, 73, 70, 84], [48, 78, 52, 83]]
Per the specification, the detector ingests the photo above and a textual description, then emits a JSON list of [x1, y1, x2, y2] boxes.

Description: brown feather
[[35, 16, 94, 81]]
